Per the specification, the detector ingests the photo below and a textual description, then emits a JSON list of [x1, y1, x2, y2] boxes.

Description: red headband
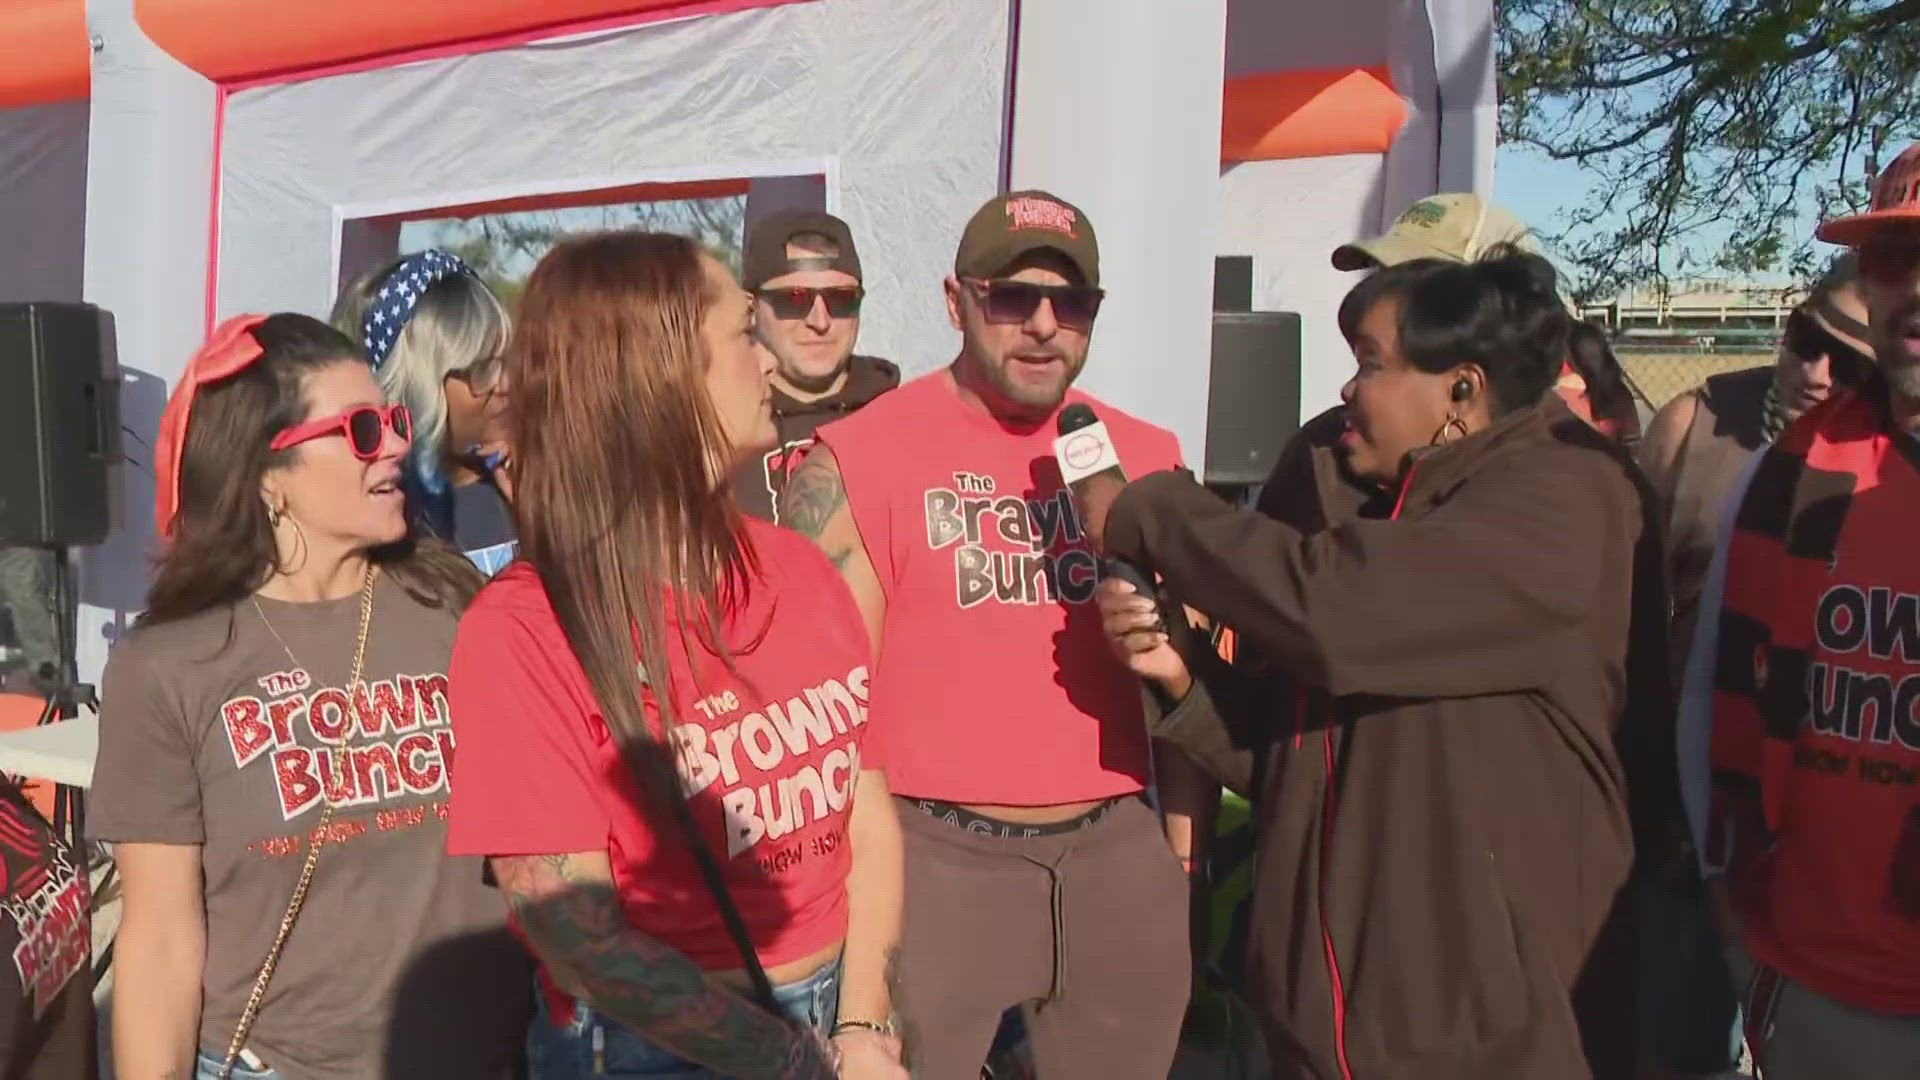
[[154, 314, 269, 538]]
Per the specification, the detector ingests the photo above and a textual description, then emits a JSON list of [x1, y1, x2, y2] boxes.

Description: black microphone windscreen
[[1057, 402, 1097, 435]]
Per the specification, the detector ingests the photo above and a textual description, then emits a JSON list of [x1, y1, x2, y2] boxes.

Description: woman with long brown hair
[[445, 232, 905, 1079], [91, 313, 530, 1079]]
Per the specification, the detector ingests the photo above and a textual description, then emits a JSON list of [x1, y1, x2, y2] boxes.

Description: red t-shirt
[[818, 371, 1183, 805], [1712, 391, 1920, 1012], [445, 520, 873, 985]]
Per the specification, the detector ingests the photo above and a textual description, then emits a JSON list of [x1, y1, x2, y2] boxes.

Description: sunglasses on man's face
[[270, 403, 412, 461], [1782, 311, 1871, 372], [1859, 232, 1920, 284], [756, 285, 865, 321], [964, 278, 1105, 332]]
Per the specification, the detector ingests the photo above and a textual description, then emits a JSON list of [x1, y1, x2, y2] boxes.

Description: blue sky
[[1495, 142, 1828, 288]]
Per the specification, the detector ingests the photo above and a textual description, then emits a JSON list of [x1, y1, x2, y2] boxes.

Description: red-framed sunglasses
[[962, 278, 1104, 331], [269, 403, 412, 461], [756, 285, 865, 320]]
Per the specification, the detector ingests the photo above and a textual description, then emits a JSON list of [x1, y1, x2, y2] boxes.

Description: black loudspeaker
[[0, 304, 121, 546], [1214, 256, 1253, 313], [1205, 311, 1301, 485]]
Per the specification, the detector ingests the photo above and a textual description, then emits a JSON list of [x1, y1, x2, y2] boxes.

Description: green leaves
[[1499, 0, 1920, 298]]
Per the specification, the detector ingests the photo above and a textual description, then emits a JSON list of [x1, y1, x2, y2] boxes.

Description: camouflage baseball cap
[[1332, 193, 1533, 271]]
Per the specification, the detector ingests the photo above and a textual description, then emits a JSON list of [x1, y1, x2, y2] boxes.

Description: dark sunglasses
[[270, 403, 412, 461], [756, 285, 865, 320], [1859, 232, 1920, 283], [1782, 310, 1870, 372], [963, 278, 1105, 331]]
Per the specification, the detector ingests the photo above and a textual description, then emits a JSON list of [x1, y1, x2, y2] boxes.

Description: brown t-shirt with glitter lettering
[[88, 575, 529, 1080]]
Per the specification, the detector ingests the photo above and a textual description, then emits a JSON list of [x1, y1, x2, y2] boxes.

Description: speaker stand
[[25, 545, 95, 851]]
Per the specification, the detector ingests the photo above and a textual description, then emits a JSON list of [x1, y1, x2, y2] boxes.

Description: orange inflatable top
[[1222, 67, 1407, 163], [135, 0, 759, 83], [0, 1, 1407, 164], [0, 0, 88, 108]]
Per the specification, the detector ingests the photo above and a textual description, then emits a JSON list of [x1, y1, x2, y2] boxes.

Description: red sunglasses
[[757, 285, 865, 320], [270, 403, 412, 461]]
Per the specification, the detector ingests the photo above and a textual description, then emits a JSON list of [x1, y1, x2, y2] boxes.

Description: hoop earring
[[267, 502, 285, 529], [286, 517, 309, 574], [1433, 415, 1470, 445]]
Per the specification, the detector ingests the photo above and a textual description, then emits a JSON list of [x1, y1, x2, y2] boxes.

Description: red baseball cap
[[1818, 141, 1920, 246]]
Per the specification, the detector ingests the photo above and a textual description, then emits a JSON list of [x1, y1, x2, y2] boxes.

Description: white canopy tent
[[50, 0, 1496, 689]]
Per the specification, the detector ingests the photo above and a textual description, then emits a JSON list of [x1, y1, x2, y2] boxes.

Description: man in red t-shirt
[[779, 191, 1203, 1079], [1695, 143, 1920, 1077]]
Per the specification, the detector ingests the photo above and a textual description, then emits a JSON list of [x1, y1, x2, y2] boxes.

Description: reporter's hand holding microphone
[[1053, 404, 1194, 700]]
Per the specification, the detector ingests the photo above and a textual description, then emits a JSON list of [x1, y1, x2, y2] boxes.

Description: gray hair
[[330, 260, 510, 491]]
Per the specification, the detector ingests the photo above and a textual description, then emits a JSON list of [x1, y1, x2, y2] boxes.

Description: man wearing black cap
[[732, 209, 900, 522], [778, 191, 1199, 1078]]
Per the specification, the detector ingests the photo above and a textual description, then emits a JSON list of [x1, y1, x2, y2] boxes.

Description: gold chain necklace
[[220, 563, 376, 1079]]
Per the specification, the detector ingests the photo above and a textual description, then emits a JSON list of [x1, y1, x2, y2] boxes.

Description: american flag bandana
[[362, 249, 475, 370]]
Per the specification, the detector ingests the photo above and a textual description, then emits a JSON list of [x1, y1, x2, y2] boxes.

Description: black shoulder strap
[[630, 652, 780, 1014], [658, 753, 779, 1013]]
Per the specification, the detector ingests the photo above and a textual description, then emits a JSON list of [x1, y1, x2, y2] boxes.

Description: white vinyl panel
[[80, 0, 220, 686], [216, 0, 1008, 373], [1219, 155, 1387, 423], [0, 99, 89, 304]]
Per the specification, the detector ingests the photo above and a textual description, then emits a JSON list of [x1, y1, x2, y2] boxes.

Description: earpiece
[[1450, 377, 1474, 403]]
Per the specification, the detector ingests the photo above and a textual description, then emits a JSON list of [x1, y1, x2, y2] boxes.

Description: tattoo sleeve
[[779, 453, 856, 570], [493, 853, 830, 1080]]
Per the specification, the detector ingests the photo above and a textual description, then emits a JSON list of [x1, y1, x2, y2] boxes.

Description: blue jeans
[[193, 1050, 280, 1080], [527, 960, 841, 1079]]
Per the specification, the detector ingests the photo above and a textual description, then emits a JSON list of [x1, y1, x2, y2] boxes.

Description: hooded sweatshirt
[[732, 354, 900, 522], [1105, 396, 1674, 1080]]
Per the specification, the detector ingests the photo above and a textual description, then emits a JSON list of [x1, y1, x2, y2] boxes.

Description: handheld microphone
[[1052, 403, 1154, 596]]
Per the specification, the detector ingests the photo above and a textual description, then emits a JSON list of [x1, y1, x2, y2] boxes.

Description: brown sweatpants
[[892, 795, 1191, 1080]]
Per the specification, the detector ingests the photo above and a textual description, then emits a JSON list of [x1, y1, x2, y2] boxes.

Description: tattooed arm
[[780, 445, 886, 651], [492, 851, 832, 1080]]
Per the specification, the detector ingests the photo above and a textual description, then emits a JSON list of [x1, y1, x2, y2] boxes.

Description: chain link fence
[[1616, 346, 1775, 415]]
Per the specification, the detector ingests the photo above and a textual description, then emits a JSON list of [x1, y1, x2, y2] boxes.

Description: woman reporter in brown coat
[[1095, 249, 1674, 1080]]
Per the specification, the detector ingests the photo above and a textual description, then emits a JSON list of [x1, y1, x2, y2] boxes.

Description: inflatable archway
[[0, 0, 1493, 685]]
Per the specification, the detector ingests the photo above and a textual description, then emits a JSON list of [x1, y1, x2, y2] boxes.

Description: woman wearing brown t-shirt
[[89, 314, 528, 1080]]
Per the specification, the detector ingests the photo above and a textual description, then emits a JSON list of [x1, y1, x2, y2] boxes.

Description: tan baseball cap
[[1817, 142, 1920, 246], [1332, 193, 1534, 271], [955, 190, 1100, 287]]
